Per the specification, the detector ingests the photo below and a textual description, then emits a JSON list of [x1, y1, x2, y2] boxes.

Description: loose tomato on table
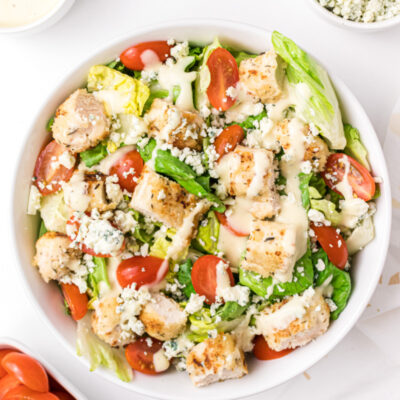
[[253, 336, 294, 360], [322, 153, 375, 201], [125, 338, 166, 375], [33, 141, 76, 196], [109, 150, 144, 193], [120, 41, 172, 70], [61, 283, 88, 321], [310, 223, 348, 270], [206, 47, 239, 111], [191, 255, 234, 304], [214, 124, 244, 160], [117, 256, 167, 289], [1, 352, 49, 393], [3, 386, 59, 400]]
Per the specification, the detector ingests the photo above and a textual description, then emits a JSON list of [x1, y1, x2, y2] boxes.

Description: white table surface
[[1, 1, 400, 399]]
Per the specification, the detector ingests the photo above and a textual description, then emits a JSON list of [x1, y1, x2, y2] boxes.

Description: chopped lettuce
[[310, 198, 341, 225], [344, 124, 370, 170], [225, 47, 258, 66], [87, 65, 150, 116], [271, 31, 345, 150], [38, 219, 48, 239], [130, 210, 158, 244], [87, 257, 110, 299], [80, 142, 108, 167], [138, 137, 157, 162], [235, 109, 268, 130], [76, 316, 133, 382], [346, 216, 375, 255], [177, 259, 196, 298], [299, 172, 313, 210], [187, 308, 217, 342], [191, 211, 220, 254], [216, 301, 248, 321], [40, 191, 70, 234], [143, 87, 169, 113], [313, 248, 351, 319], [46, 116, 54, 132]]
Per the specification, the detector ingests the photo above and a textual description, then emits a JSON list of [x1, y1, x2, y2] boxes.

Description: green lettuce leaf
[[344, 123, 370, 170], [177, 259, 196, 298], [38, 219, 48, 239], [143, 88, 169, 113], [236, 109, 268, 130], [46, 116, 54, 132], [310, 198, 341, 225], [138, 137, 157, 162], [271, 31, 345, 150], [87, 65, 150, 116], [80, 142, 108, 167], [216, 301, 248, 321], [87, 257, 110, 298], [298, 172, 313, 210], [225, 47, 258, 66], [191, 211, 220, 254], [313, 248, 351, 319]]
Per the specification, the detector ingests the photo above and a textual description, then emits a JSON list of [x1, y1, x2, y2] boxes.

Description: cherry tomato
[[206, 48, 239, 111], [191, 255, 234, 304], [253, 336, 294, 360], [61, 283, 88, 321], [214, 125, 244, 160], [311, 223, 348, 270], [1, 352, 49, 393], [0, 374, 20, 398], [125, 338, 165, 375], [120, 41, 172, 70], [117, 256, 167, 289], [33, 141, 76, 196], [4, 386, 59, 400], [0, 351, 15, 378], [215, 211, 249, 237], [322, 153, 375, 201], [109, 150, 144, 193], [51, 392, 74, 400]]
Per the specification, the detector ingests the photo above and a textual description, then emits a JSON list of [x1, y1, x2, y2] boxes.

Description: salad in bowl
[[27, 30, 378, 388]]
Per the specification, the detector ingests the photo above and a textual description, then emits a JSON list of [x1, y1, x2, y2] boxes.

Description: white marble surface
[[0, 0, 399, 399]]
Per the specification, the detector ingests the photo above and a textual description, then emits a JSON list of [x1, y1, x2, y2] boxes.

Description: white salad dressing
[[94, 90, 129, 116], [62, 169, 90, 212], [225, 197, 253, 234], [247, 149, 271, 198], [140, 49, 160, 67], [276, 118, 309, 261], [153, 349, 170, 372], [94, 145, 135, 175], [0, 0, 60, 28], [217, 224, 247, 269], [335, 155, 354, 200], [102, 256, 122, 297]]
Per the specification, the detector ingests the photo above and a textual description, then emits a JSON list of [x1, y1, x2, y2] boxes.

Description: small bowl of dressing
[[0, 0, 75, 35]]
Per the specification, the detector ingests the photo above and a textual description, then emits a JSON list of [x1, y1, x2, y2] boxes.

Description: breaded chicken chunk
[[186, 333, 247, 387], [241, 220, 297, 282], [33, 232, 82, 283], [130, 166, 210, 231], [146, 99, 205, 151], [256, 289, 330, 351], [239, 50, 285, 103], [52, 89, 109, 154], [217, 145, 280, 218], [140, 293, 187, 341], [91, 296, 134, 347], [274, 119, 330, 172]]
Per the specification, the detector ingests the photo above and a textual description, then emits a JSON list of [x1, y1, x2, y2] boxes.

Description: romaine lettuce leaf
[[191, 211, 220, 254], [271, 31, 345, 150], [80, 142, 108, 167], [310, 198, 341, 225], [87, 65, 150, 116], [38, 219, 48, 239], [40, 191, 70, 234], [344, 123, 370, 170], [137, 137, 157, 162], [87, 257, 110, 298], [177, 259, 196, 298], [345, 216, 375, 255]]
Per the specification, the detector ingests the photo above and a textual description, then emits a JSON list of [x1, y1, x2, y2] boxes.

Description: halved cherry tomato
[[0, 374, 20, 398], [191, 255, 234, 304], [117, 256, 167, 289], [214, 125, 244, 160], [253, 336, 294, 360], [322, 153, 375, 201], [51, 392, 74, 400], [120, 41, 172, 70], [66, 215, 124, 258], [109, 150, 144, 193], [311, 223, 348, 270], [1, 352, 49, 393], [125, 338, 165, 375], [61, 283, 88, 321], [215, 211, 249, 237], [0, 351, 15, 378], [206, 48, 239, 111], [33, 141, 76, 195], [4, 386, 59, 400]]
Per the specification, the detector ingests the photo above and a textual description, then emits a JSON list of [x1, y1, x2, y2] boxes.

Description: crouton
[[33, 232, 82, 283], [239, 50, 285, 103], [256, 289, 330, 351], [139, 293, 187, 341], [91, 296, 134, 347], [186, 333, 247, 387], [52, 89, 109, 154], [216, 145, 280, 218], [130, 166, 210, 231], [274, 119, 330, 172], [241, 220, 297, 282], [85, 173, 121, 212], [146, 98, 205, 151]]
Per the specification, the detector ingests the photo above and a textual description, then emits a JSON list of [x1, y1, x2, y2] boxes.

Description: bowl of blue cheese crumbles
[[309, 0, 400, 30]]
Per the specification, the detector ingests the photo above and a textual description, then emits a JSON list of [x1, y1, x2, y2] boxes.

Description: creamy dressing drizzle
[[226, 197, 253, 234], [247, 149, 270, 197], [335, 155, 354, 200], [217, 224, 247, 270]]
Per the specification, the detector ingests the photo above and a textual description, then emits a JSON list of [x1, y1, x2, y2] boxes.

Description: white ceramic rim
[[0, 337, 87, 399], [0, 0, 74, 34], [306, 0, 400, 31], [10, 18, 392, 400]]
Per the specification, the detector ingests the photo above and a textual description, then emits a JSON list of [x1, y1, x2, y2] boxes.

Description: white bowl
[[306, 0, 400, 32], [10, 19, 392, 400], [0, 0, 75, 36], [0, 337, 87, 399]]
